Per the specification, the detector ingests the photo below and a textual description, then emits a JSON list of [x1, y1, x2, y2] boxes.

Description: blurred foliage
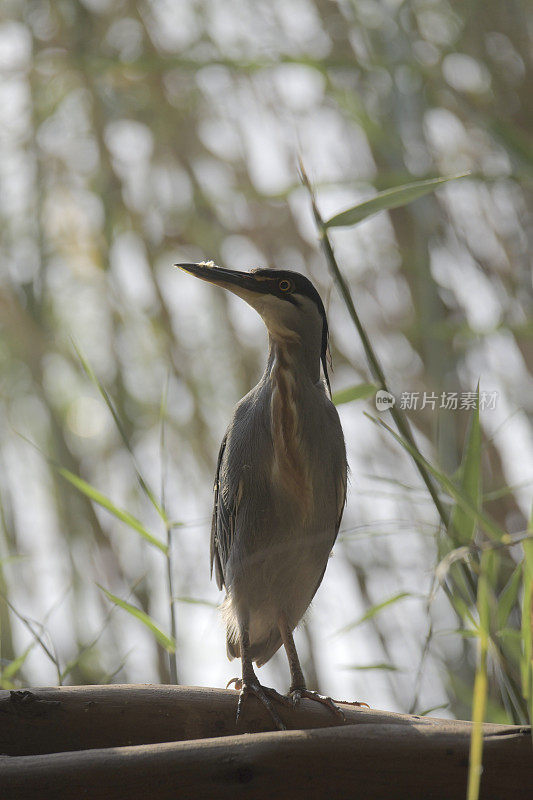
[[0, 0, 531, 728]]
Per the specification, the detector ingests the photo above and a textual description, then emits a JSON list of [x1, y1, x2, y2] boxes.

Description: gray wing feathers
[[210, 432, 229, 589], [211, 428, 246, 590], [335, 461, 347, 536]]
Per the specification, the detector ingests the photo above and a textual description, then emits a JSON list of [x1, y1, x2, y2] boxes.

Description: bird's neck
[[266, 333, 322, 387], [265, 335, 318, 520]]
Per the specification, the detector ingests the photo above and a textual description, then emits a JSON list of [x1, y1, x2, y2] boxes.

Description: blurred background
[[0, 0, 531, 722]]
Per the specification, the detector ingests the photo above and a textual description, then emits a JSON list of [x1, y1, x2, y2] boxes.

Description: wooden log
[[0, 684, 525, 756], [0, 719, 530, 800], [0, 685, 530, 799]]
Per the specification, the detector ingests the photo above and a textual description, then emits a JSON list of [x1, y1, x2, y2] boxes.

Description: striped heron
[[177, 261, 348, 729]]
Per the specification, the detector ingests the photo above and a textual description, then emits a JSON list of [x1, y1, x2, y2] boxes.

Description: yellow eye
[[278, 279, 292, 292]]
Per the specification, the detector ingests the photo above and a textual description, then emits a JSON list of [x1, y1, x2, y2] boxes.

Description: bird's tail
[[222, 594, 283, 665], [253, 633, 282, 666], [226, 636, 239, 660], [221, 595, 239, 659], [225, 630, 282, 665]]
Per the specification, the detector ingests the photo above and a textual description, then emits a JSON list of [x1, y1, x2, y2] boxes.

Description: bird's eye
[[278, 279, 293, 292]]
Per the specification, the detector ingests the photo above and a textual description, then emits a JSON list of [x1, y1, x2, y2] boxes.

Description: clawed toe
[[236, 680, 287, 730], [289, 688, 346, 722], [262, 686, 293, 708], [228, 676, 366, 730], [342, 699, 370, 709]]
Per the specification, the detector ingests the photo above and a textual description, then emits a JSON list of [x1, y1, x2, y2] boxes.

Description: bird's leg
[[278, 613, 346, 721], [234, 623, 290, 730]]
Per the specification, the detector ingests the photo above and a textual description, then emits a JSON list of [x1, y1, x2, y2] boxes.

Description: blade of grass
[[435, 381, 482, 612], [450, 388, 481, 545], [484, 479, 533, 503], [175, 596, 218, 608], [440, 537, 529, 724], [456, 393, 490, 799], [18, 434, 168, 554], [99, 648, 134, 685], [159, 373, 179, 684], [3, 597, 61, 683], [58, 467, 167, 554], [324, 173, 470, 228], [0, 643, 34, 687], [435, 546, 472, 587], [97, 585, 176, 653], [335, 591, 412, 636], [467, 549, 491, 800], [496, 628, 522, 643], [419, 703, 449, 716], [160, 371, 170, 513], [341, 662, 402, 671], [299, 163, 451, 534], [433, 534, 530, 584], [521, 505, 533, 724], [497, 563, 522, 632], [72, 340, 168, 524], [364, 413, 504, 543], [332, 383, 377, 405], [436, 628, 478, 639], [60, 597, 120, 683]]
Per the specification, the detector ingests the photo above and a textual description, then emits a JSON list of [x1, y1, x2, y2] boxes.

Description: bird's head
[[176, 261, 331, 392]]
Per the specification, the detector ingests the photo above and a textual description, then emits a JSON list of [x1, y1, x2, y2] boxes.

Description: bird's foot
[[289, 687, 348, 722], [228, 677, 292, 705], [228, 677, 291, 730]]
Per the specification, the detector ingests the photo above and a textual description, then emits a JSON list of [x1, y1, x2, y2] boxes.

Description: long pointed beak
[[175, 262, 263, 293]]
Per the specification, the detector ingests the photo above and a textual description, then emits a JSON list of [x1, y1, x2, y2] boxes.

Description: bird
[[177, 260, 348, 729]]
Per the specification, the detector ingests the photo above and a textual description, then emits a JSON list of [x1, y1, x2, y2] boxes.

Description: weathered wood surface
[[0, 683, 525, 755], [0, 685, 530, 799], [0, 719, 530, 800]]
